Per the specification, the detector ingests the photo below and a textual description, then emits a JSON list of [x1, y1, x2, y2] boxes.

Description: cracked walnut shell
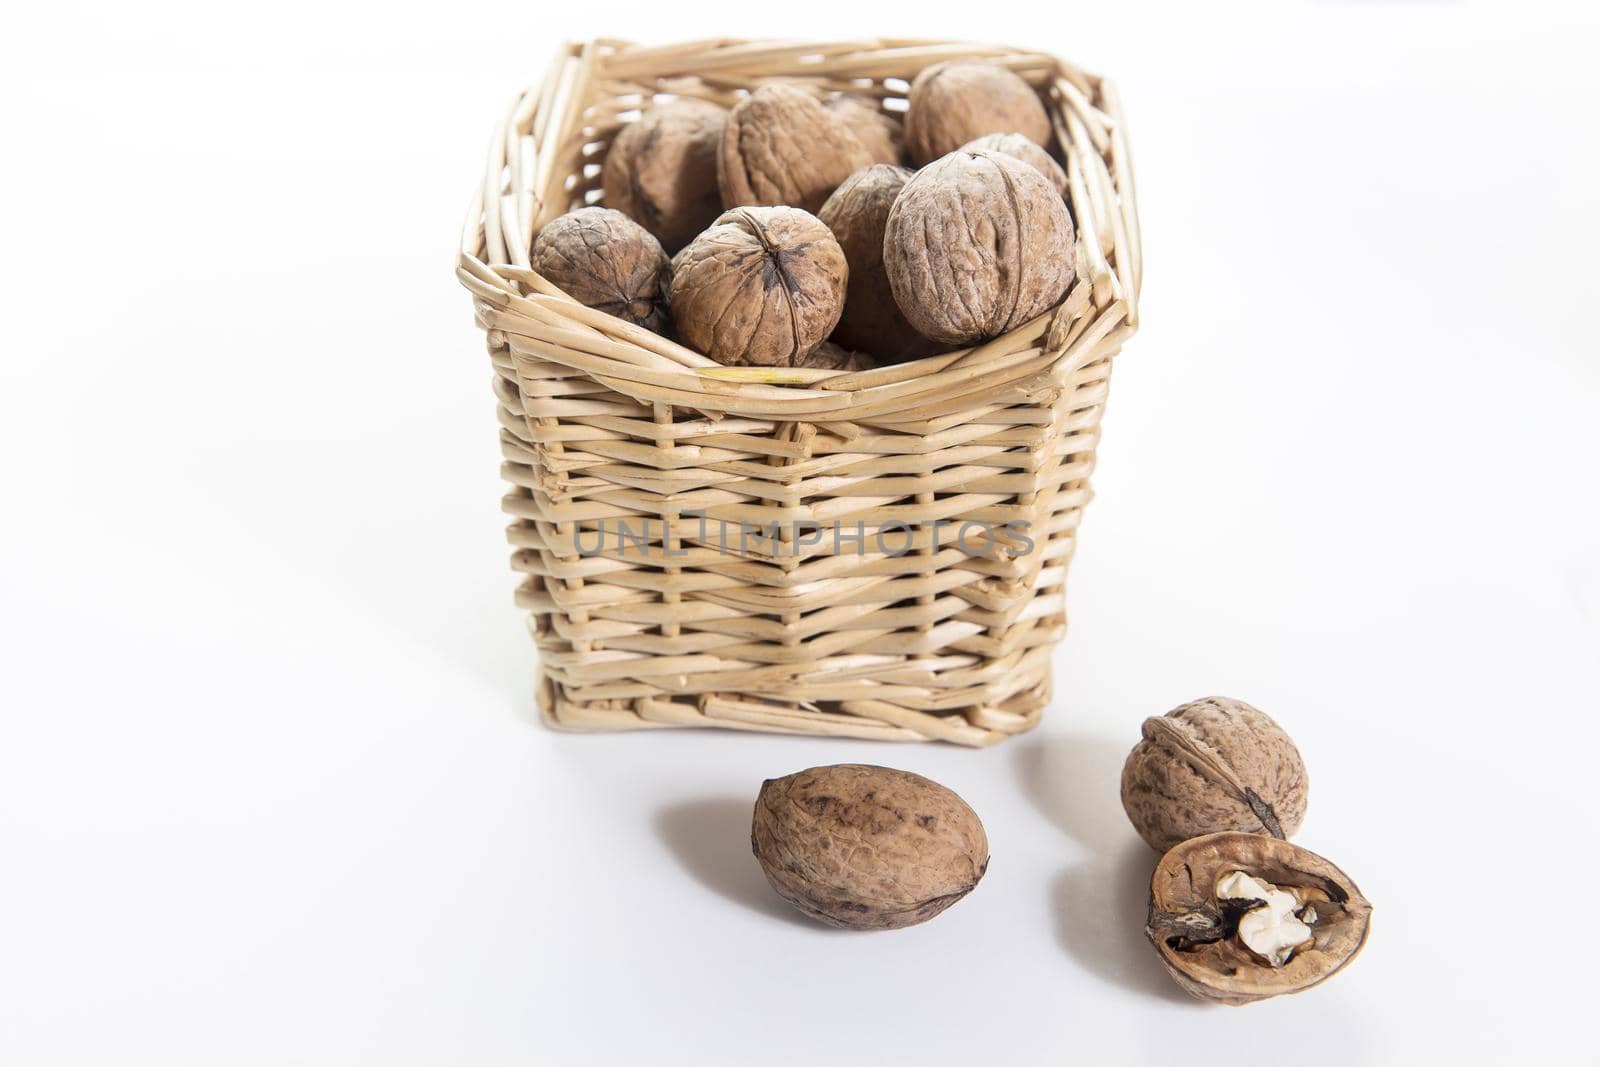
[[600, 96, 728, 254], [530, 207, 670, 333], [1147, 832, 1372, 1005], [1122, 697, 1309, 852], [668, 206, 847, 367], [751, 764, 988, 930], [904, 60, 1052, 165], [883, 148, 1076, 345], [718, 84, 874, 214]]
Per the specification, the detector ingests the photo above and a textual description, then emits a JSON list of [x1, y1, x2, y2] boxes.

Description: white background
[[4, 2, 1597, 1064]]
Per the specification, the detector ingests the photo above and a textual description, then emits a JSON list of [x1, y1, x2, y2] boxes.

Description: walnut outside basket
[[457, 39, 1141, 746]]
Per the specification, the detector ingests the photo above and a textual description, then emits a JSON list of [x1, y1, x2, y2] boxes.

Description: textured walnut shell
[[718, 84, 874, 213], [751, 764, 988, 930], [959, 132, 1068, 197], [817, 165, 939, 361], [824, 94, 903, 165], [904, 60, 1052, 165], [600, 97, 727, 253], [797, 340, 873, 372], [531, 207, 670, 333], [669, 206, 847, 367], [1148, 833, 1372, 1005], [883, 148, 1075, 345], [1121, 697, 1309, 853]]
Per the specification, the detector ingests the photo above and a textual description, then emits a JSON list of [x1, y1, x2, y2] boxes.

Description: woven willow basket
[[457, 38, 1141, 746]]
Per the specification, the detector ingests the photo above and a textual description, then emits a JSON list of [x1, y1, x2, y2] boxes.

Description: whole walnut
[[960, 132, 1068, 197], [601, 97, 728, 253], [883, 148, 1076, 345], [718, 84, 874, 213], [904, 60, 1052, 165], [823, 94, 903, 165], [669, 206, 847, 367], [817, 165, 939, 360], [1121, 697, 1310, 853], [1147, 833, 1372, 1005], [751, 764, 988, 930], [531, 207, 670, 333]]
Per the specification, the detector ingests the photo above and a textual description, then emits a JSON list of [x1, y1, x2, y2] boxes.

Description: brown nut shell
[[1148, 832, 1372, 1005], [751, 764, 988, 930], [959, 132, 1068, 197], [904, 60, 1052, 165], [817, 165, 940, 361], [1121, 696, 1309, 852], [668, 206, 847, 367], [600, 97, 728, 253], [883, 148, 1076, 345], [718, 84, 874, 214], [824, 94, 904, 165], [796, 340, 874, 372], [530, 207, 670, 333]]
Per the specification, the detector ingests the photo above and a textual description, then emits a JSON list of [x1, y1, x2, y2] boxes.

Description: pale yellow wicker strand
[[458, 38, 1141, 746]]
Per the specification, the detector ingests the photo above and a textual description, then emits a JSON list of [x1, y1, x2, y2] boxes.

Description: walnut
[[1146, 832, 1372, 1005], [904, 60, 1052, 165], [959, 132, 1068, 196], [823, 94, 903, 165], [882, 148, 1075, 345], [751, 764, 988, 930], [668, 206, 847, 367], [818, 165, 939, 360], [600, 97, 727, 253], [718, 84, 874, 214], [797, 340, 874, 372], [530, 207, 670, 332], [1121, 697, 1309, 853]]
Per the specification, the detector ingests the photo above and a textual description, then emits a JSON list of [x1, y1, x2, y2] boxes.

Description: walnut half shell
[[1147, 832, 1373, 1005]]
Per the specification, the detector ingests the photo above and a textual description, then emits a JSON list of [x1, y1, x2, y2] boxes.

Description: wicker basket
[[457, 38, 1141, 746]]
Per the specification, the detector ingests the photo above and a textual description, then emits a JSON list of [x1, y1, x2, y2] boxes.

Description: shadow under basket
[[457, 38, 1141, 746]]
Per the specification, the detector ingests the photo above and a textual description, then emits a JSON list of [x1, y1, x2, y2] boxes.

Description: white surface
[[4, 2, 1598, 1064]]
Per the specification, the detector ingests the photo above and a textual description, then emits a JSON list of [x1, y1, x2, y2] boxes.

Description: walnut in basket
[[718, 84, 874, 214], [883, 148, 1075, 345], [798, 340, 873, 371], [600, 96, 728, 254], [669, 206, 847, 367], [817, 165, 939, 361], [959, 131, 1068, 197], [531, 207, 670, 333], [904, 60, 1053, 165], [823, 94, 904, 165]]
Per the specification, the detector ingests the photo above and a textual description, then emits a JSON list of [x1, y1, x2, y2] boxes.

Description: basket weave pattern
[[457, 39, 1141, 746]]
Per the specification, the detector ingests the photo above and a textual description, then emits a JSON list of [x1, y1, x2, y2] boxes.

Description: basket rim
[[457, 38, 1141, 415]]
